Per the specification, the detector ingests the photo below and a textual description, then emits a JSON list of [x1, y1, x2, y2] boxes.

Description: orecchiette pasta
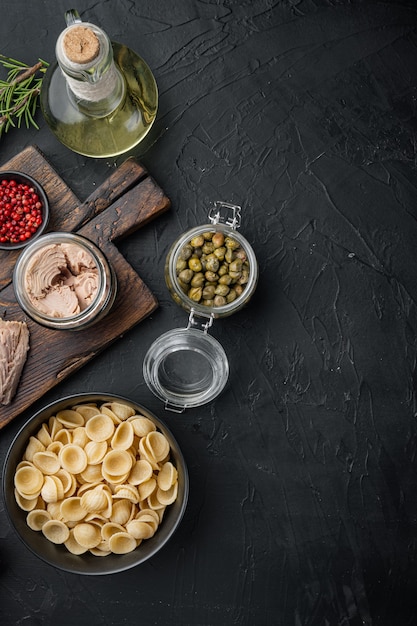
[[13, 401, 179, 556]]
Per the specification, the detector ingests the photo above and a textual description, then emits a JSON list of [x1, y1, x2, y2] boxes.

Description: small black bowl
[[2, 393, 189, 575], [0, 170, 50, 250]]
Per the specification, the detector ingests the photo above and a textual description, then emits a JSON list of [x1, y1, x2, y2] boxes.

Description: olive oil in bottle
[[40, 9, 158, 158]]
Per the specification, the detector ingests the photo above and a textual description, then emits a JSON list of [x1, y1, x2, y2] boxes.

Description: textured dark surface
[[1, 1, 417, 625]]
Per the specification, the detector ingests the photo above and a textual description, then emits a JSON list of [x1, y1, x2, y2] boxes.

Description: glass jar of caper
[[165, 202, 258, 319], [143, 202, 258, 412]]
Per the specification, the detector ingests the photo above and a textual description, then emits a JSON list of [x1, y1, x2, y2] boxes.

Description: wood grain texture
[[0, 146, 170, 428]]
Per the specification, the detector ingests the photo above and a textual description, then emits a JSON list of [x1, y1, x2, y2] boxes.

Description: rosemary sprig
[[0, 54, 49, 136]]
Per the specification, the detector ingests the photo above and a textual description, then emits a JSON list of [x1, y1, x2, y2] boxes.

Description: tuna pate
[[24, 242, 99, 318]]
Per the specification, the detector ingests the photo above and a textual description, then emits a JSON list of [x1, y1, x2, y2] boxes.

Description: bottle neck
[[56, 22, 125, 118]]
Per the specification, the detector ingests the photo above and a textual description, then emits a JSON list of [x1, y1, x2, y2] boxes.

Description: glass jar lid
[[143, 314, 229, 412]]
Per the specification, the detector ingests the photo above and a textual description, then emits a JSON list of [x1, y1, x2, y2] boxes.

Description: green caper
[[229, 271, 242, 281], [203, 231, 213, 240], [188, 256, 203, 272], [218, 264, 228, 276], [226, 289, 237, 303], [202, 241, 214, 254], [235, 284, 244, 296], [237, 269, 249, 285], [177, 278, 189, 293], [235, 249, 247, 261], [215, 284, 230, 297], [202, 299, 214, 307], [212, 232, 225, 248], [202, 284, 216, 299], [214, 295, 227, 307], [179, 244, 193, 261], [190, 235, 205, 248], [219, 274, 232, 285], [191, 272, 205, 287], [214, 246, 226, 261], [179, 269, 194, 283], [188, 287, 202, 301], [205, 254, 219, 272], [229, 258, 243, 273], [225, 247, 234, 264], [176, 259, 187, 272], [225, 237, 240, 250], [205, 271, 219, 282]]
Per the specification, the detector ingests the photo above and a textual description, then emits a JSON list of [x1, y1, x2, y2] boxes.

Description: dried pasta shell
[[65, 529, 88, 555], [111, 421, 134, 451], [79, 464, 104, 485], [125, 519, 155, 540], [59, 444, 88, 474], [110, 402, 136, 421], [101, 522, 125, 541], [113, 484, 139, 503], [102, 449, 133, 477], [42, 519, 70, 544], [47, 501, 64, 520], [100, 404, 122, 424], [41, 475, 65, 503], [14, 465, 44, 497], [55, 469, 76, 496], [156, 483, 178, 506], [81, 486, 109, 513], [72, 427, 89, 448], [48, 416, 63, 439], [129, 416, 156, 437], [138, 438, 160, 471], [157, 461, 178, 491], [108, 531, 137, 554], [23, 436, 45, 462], [146, 490, 168, 511], [110, 499, 134, 525], [85, 440, 108, 465], [53, 429, 72, 445], [36, 423, 52, 447], [90, 541, 111, 556], [56, 409, 84, 428], [32, 451, 60, 475], [128, 459, 153, 485], [138, 478, 157, 502], [136, 508, 160, 524], [85, 413, 115, 442], [47, 441, 63, 455], [73, 522, 102, 549], [14, 489, 40, 512], [26, 508, 52, 531], [146, 431, 170, 462], [72, 404, 101, 421], [60, 497, 87, 522]]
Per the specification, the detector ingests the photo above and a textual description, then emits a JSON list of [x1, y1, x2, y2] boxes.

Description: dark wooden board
[[0, 146, 171, 429]]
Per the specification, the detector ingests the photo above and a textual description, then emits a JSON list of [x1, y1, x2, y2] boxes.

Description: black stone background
[[1, 1, 417, 624]]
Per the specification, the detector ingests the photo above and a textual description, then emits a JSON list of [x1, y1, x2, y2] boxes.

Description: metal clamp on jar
[[143, 201, 258, 412]]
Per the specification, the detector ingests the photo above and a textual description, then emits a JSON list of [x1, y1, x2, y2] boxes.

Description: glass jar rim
[[143, 327, 229, 411]]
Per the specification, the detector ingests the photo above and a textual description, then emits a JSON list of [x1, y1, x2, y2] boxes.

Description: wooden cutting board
[[0, 145, 171, 429]]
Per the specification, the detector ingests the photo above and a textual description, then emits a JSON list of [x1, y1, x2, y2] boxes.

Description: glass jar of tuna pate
[[13, 232, 117, 330]]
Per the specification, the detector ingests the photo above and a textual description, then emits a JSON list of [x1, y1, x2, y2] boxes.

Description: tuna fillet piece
[[0, 320, 30, 405]]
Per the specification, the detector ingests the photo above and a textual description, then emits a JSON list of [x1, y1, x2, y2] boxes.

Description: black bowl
[[2, 393, 189, 575], [0, 170, 50, 250]]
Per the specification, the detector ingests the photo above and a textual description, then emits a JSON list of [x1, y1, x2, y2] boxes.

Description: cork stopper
[[63, 26, 100, 64]]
